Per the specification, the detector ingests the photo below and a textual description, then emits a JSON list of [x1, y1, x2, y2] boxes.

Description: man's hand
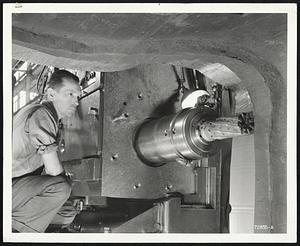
[[64, 171, 74, 186], [41, 151, 64, 176]]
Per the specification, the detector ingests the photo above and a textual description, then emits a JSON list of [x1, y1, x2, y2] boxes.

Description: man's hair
[[47, 69, 79, 90]]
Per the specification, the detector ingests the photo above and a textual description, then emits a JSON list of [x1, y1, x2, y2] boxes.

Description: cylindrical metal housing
[[134, 107, 219, 166]]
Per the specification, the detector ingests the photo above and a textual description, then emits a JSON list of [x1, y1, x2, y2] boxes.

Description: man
[[12, 69, 81, 233]]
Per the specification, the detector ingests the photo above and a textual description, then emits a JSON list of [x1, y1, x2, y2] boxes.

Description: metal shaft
[[199, 112, 254, 142]]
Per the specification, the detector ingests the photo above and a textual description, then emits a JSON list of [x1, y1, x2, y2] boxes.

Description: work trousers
[[12, 175, 72, 233]]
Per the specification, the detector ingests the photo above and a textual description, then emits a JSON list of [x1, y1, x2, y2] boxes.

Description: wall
[[229, 135, 255, 233]]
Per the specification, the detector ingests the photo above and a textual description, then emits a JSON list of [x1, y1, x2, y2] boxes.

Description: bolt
[[111, 154, 118, 161], [137, 93, 143, 100], [165, 184, 173, 191], [133, 183, 141, 189]]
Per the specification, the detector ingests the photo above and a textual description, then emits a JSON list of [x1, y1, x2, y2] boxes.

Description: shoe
[[12, 228, 19, 233]]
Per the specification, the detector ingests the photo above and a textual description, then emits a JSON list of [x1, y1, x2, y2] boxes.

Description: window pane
[[30, 92, 38, 100], [14, 61, 27, 81], [13, 95, 19, 112], [19, 91, 26, 108], [13, 95, 18, 103]]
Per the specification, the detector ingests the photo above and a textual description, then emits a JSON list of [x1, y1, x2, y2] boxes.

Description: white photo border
[[3, 3, 297, 243]]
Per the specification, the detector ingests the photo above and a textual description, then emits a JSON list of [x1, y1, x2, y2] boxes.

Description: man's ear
[[46, 88, 56, 101]]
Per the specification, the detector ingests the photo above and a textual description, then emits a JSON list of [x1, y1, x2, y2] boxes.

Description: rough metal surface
[[101, 64, 195, 199], [11, 13, 288, 232]]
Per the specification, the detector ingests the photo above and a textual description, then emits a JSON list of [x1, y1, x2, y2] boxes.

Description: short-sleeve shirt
[[12, 101, 61, 178]]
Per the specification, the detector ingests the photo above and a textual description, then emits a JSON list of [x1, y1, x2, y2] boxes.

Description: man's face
[[50, 78, 81, 118]]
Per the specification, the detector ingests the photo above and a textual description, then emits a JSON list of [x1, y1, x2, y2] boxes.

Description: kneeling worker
[[12, 69, 81, 232]]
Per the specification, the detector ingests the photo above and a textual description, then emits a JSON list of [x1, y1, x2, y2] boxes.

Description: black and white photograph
[[3, 3, 297, 243]]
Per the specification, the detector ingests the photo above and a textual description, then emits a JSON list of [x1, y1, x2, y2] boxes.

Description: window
[[13, 95, 19, 113], [30, 92, 38, 100], [14, 62, 28, 84], [19, 91, 26, 108]]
